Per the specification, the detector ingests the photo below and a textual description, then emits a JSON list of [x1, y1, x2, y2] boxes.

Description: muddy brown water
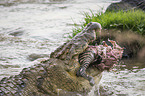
[[0, 0, 145, 95]]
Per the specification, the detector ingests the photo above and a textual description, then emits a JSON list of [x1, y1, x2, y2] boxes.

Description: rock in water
[[106, 0, 145, 12]]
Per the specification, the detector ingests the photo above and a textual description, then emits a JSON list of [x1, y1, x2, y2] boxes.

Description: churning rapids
[[0, 0, 145, 95]]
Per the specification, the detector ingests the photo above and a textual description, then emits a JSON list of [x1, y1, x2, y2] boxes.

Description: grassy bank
[[70, 9, 145, 38], [68, 9, 145, 58]]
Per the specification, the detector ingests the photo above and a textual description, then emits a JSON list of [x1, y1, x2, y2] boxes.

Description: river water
[[0, 0, 145, 96]]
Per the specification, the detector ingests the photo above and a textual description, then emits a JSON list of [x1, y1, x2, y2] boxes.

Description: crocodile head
[[86, 22, 102, 34]]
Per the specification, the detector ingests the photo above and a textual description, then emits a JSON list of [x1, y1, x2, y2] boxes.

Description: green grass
[[69, 9, 145, 38]]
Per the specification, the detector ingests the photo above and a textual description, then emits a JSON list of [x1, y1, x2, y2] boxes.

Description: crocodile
[[0, 22, 103, 96], [76, 40, 124, 86]]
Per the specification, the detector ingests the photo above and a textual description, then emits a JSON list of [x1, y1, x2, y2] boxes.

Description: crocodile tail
[[0, 63, 51, 96], [0, 75, 26, 96]]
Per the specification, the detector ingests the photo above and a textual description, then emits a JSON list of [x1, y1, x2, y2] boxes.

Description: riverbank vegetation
[[69, 9, 145, 38]]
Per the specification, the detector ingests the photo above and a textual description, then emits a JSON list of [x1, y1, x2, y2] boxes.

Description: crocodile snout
[[87, 22, 102, 34]]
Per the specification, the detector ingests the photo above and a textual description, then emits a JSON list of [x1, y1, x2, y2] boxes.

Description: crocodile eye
[[87, 23, 91, 27], [87, 22, 92, 27]]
